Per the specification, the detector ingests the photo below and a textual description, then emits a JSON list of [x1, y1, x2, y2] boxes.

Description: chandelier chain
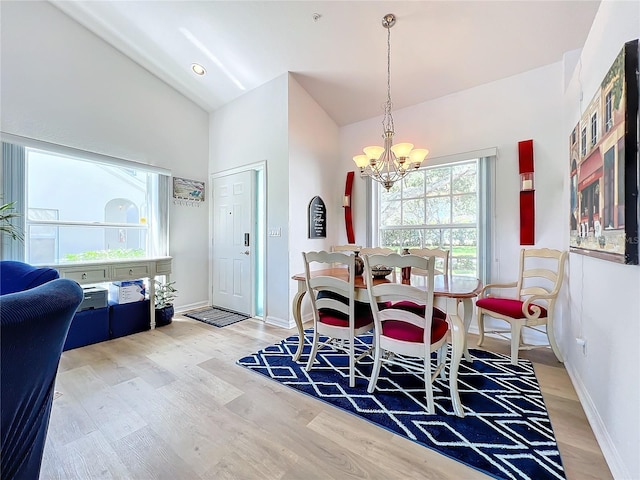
[[382, 22, 394, 135]]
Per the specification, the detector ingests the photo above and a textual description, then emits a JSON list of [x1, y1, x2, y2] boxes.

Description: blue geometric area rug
[[237, 331, 565, 480]]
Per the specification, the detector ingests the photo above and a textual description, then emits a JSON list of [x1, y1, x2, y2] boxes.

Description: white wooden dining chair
[[476, 248, 568, 364], [408, 248, 450, 276], [302, 251, 374, 388], [363, 253, 450, 414]]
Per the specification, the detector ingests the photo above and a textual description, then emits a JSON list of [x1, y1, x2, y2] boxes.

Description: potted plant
[[0, 201, 24, 241], [154, 279, 178, 327]]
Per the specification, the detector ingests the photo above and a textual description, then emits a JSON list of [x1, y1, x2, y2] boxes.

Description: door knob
[[242, 250, 250, 255]]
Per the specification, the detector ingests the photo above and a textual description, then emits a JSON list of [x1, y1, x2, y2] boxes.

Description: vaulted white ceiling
[[52, 1, 601, 126]]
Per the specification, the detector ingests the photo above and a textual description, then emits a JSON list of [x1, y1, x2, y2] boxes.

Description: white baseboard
[[265, 315, 295, 329], [175, 301, 208, 314], [564, 361, 628, 480]]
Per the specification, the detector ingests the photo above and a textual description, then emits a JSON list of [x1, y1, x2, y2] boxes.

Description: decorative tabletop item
[[353, 251, 364, 276], [371, 265, 393, 279]]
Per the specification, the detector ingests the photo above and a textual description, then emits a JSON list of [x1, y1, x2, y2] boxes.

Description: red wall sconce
[[344, 171, 355, 244], [518, 139, 535, 245]]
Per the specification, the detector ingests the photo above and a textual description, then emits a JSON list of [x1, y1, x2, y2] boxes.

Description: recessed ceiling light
[[191, 63, 206, 76]]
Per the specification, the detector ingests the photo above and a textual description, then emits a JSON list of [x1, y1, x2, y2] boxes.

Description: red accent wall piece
[[344, 171, 355, 244], [518, 139, 535, 245]]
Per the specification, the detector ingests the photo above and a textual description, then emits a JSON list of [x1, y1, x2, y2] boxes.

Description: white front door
[[212, 171, 254, 315]]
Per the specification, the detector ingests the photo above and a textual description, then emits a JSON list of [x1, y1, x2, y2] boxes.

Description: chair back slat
[[331, 244, 362, 253], [303, 251, 356, 323], [360, 247, 397, 256], [516, 248, 567, 298]]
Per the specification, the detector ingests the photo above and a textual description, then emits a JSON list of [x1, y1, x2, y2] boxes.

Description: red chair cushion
[[382, 317, 448, 344], [390, 300, 447, 319], [318, 311, 373, 328], [476, 297, 547, 319]]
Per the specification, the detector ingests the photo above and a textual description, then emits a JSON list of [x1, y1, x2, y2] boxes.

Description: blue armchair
[[0, 261, 60, 295], [1, 275, 83, 479]]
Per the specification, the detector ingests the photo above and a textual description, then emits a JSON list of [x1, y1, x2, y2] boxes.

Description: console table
[[47, 257, 172, 329]]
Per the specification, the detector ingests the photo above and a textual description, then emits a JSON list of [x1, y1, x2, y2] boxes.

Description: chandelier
[[352, 13, 429, 191]]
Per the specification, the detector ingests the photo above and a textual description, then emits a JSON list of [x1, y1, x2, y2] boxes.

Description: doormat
[[184, 306, 251, 327], [237, 331, 565, 480]]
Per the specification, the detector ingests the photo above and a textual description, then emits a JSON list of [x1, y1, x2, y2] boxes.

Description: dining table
[[290, 268, 483, 417]]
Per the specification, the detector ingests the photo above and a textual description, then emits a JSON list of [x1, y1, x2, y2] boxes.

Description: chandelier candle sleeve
[[352, 13, 429, 191]]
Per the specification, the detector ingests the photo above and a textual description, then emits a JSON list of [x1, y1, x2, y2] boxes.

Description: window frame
[[1, 134, 170, 264], [369, 149, 495, 284]]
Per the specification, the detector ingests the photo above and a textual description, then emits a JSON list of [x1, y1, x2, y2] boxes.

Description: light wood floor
[[41, 315, 612, 480]]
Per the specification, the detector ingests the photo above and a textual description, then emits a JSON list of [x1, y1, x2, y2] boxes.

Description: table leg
[[291, 281, 307, 362], [448, 311, 465, 417], [459, 298, 473, 362], [437, 296, 465, 417]]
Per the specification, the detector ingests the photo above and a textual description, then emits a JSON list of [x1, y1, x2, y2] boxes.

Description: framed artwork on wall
[[569, 39, 639, 264], [173, 177, 205, 203]]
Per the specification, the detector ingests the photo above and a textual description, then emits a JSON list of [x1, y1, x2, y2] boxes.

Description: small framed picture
[[173, 177, 205, 202]]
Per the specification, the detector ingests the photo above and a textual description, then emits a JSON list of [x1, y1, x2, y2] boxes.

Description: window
[[590, 112, 598, 147], [581, 126, 587, 157], [605, 91, 613, 132], [374, 158, 487, 278], [2, 138, 170, 264]]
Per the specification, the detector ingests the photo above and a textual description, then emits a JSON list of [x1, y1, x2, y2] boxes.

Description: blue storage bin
[[63, 307, 110, 351], [109, 299, 150, 339]]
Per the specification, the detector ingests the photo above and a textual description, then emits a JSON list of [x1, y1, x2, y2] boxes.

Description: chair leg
[[367, 344, 383, 393], [546, 320, 564, 363], [424, 355, 435, 414], [476, 308, 486, 346], [349, 336, 356, 388], [510, 321, 523, 365], [305, 329, 320, 372]]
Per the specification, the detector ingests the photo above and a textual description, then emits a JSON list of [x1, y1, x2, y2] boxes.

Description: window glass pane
[[27, 150, 151, 223], [402, 171, 425, 199], [403, 198, 425, 225], [452, 194, 477, 223], [380, 229, 406, 250], [375, 159, 480, 278], [381, 181, 401, 200], [422, 228, 451, 249], [27, 225, 147, 264], [452, 163, 477, 193], [452, 256, 477, 276], [380, 199, 402, 225], [425, 197, 451, 224], [23, 146, 163, 264], [425, 168, 450, 196]]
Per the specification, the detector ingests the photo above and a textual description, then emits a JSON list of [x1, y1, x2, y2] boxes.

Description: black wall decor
[[308, 196, 326, 238]]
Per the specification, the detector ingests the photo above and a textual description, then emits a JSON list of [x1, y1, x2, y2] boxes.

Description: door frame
[[210, 161, 266, 319]]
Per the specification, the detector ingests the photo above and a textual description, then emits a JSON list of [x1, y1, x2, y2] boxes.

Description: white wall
[[288, 74, 341, 324], [209, 75, 289, 325], [563, 2, 640, 479], [0, 1, 210, 309]]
